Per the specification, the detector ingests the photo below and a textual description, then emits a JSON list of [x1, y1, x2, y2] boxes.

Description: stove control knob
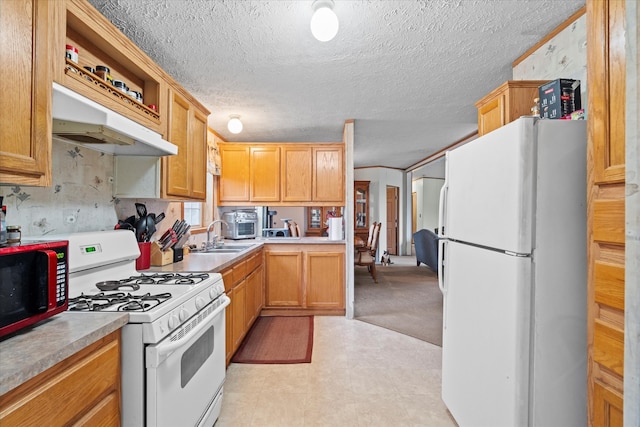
[[168, 314, 180, 329], [179, 308, 189, 322], [195, 296, 206, 310], [209, 288, 219, 300]]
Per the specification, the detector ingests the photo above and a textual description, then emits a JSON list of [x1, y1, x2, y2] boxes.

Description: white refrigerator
[[437, 117, 587, 427]]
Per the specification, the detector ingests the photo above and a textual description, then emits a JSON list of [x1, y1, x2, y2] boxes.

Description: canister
[[6, 226, 21, 244], [65, 45, 79, 63], [95, 65, 113, 83]]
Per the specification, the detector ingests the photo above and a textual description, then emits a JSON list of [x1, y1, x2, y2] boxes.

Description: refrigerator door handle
[[438, 238, 446, 294], [438, 179, 448, 237]]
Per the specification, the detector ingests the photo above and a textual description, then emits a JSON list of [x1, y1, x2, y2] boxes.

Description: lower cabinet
[[264, 244, 345, 314], [222, 249, 264, 366], [0, 330, 121, 426]]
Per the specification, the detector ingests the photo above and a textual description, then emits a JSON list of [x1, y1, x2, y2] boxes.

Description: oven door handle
[[146, 295, 230, 368]]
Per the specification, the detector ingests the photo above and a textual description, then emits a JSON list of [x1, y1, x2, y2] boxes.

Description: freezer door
[[444, 117, 535, 254], [441, 241, 531, 427]]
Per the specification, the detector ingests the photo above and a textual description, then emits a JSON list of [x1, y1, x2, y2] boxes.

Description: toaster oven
[[222, 210, 258, 240]]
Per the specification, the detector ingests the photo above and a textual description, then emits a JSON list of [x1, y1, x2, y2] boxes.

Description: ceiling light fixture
[[310, 0, 339, 42], [227, 115, 243, 134]]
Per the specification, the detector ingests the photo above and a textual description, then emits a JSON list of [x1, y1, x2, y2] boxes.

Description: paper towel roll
[[328, 217, 343, 240]]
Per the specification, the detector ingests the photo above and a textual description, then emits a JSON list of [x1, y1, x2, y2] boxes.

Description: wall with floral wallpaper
[[512, 13, 587, 108], [0, 139, 181, 241]]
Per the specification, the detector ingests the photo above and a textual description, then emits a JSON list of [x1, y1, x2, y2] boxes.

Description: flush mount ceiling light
[[310, 0, 339, 42], [227, 115, 243, 134]]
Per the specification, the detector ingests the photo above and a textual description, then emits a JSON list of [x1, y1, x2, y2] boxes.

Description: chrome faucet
[[206, 220, 228, 249]]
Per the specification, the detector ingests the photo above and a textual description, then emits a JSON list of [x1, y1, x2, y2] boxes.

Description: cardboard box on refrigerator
[[538, 79, 581, 119]]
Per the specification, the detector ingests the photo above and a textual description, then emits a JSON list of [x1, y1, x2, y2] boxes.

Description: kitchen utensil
[[154, 212, 165, 224], [135, 203, 147, 219], [134, 217, 147, 242], [144, 216, 157, 242]]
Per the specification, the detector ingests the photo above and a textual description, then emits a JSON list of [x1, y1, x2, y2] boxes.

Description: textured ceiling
[[88, 0, 584, 169]]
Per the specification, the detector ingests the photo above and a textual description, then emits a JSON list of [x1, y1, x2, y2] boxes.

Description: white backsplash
[[0, 140, 180, 240]]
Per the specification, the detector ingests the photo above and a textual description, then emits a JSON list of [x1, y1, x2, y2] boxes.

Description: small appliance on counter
[[221, 209, 258, 240], [0, 240, 69, 338]]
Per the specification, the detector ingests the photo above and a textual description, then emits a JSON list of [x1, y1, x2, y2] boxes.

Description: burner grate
[[68, 291, 172, 312]]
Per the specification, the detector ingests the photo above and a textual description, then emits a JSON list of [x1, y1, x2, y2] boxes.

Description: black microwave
[[0, 240, 69, 338]]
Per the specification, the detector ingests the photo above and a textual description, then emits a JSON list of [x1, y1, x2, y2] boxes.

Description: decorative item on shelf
[[228, 115, 243, 134], [65, 44, 78, 64], [310, 0, 339, 42], [531, 97, 540, 117]]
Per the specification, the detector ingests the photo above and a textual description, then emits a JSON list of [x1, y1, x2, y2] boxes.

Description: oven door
[[145, 296, 230, 427]]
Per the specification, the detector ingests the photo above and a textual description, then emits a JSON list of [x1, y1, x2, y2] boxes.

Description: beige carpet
[[354, 259, 443, 346]]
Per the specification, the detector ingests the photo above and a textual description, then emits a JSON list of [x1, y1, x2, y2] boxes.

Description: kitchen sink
[[190, 244, 256, 254]]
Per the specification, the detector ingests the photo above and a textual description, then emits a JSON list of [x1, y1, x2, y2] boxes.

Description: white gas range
[[59, 230, 229, 427]]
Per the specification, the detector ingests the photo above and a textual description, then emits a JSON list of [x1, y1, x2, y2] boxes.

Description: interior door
[[386, 186, 398, 255]]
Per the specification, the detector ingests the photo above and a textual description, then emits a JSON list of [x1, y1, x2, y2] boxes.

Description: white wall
[[354, 167, 405, 257], [412, 177, 444, 233]]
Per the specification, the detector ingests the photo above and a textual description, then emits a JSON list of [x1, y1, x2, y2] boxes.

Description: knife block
[[150, 242, 173, 266]]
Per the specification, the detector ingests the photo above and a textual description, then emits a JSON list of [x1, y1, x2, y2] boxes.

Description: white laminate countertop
[[152, 237, 346, 273], [0, 312, 129, 396]]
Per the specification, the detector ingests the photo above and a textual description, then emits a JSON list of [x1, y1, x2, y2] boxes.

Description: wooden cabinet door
[[312, 146, 344, 203], [190, 108, 208, 200], [0, 331, 121, 426], [281, 146, 312, 201], [225, 289, 233, 365], [586, 0, 626, 424], [166, 90, 190, 197], [0, 0, 61, 186], [477, 94, 505, 136], [265, 251, 303, 307], [218, 144, 250, 202], [250, 146, 280, 202], [245, 266, 263, 329], [306, 251, 345, 309], [231, 280, 246, 351]]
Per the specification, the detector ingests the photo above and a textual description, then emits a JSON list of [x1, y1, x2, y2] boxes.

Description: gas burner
[[68, 291, 172, 312], [116, 272, 211, 286], [96, 280, 141, 291]]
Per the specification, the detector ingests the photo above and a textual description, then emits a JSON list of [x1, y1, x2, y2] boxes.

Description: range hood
[[52, 82, 178, 156]]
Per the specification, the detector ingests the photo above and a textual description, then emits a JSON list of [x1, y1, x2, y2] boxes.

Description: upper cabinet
[[281, 146, 312, 202], [475, 80, 549, 136], [62, 0, 164, 134], [218, 143, 344, 206], [163, 87, 208, 200], [250, 146, 281, 202], [218, 144, 250, 202], [0, 0, 65, 186], [312, 146, 344, 203]]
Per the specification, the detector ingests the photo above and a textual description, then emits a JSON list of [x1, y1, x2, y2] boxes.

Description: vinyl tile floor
[[216, 316, 457, 427]]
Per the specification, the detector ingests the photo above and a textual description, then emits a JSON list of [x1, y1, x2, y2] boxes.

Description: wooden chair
[[355, 222, 381, 282], [287, 221, 300, 237]]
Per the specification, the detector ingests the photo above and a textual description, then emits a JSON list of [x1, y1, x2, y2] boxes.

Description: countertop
[[0, 312, 129, 396], [153, 237, 346, 273]]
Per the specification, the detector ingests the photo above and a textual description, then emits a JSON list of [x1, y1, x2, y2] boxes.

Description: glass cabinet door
[[354, 181, 369, 231]]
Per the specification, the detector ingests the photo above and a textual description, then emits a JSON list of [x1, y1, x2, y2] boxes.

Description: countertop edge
[[0, 312, 129, 396]]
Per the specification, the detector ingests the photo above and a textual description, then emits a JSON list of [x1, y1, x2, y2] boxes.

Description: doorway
[[386, 186, 399, 255]]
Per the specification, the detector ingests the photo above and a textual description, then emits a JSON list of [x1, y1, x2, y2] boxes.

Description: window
[[183, 202, 202, 227]]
